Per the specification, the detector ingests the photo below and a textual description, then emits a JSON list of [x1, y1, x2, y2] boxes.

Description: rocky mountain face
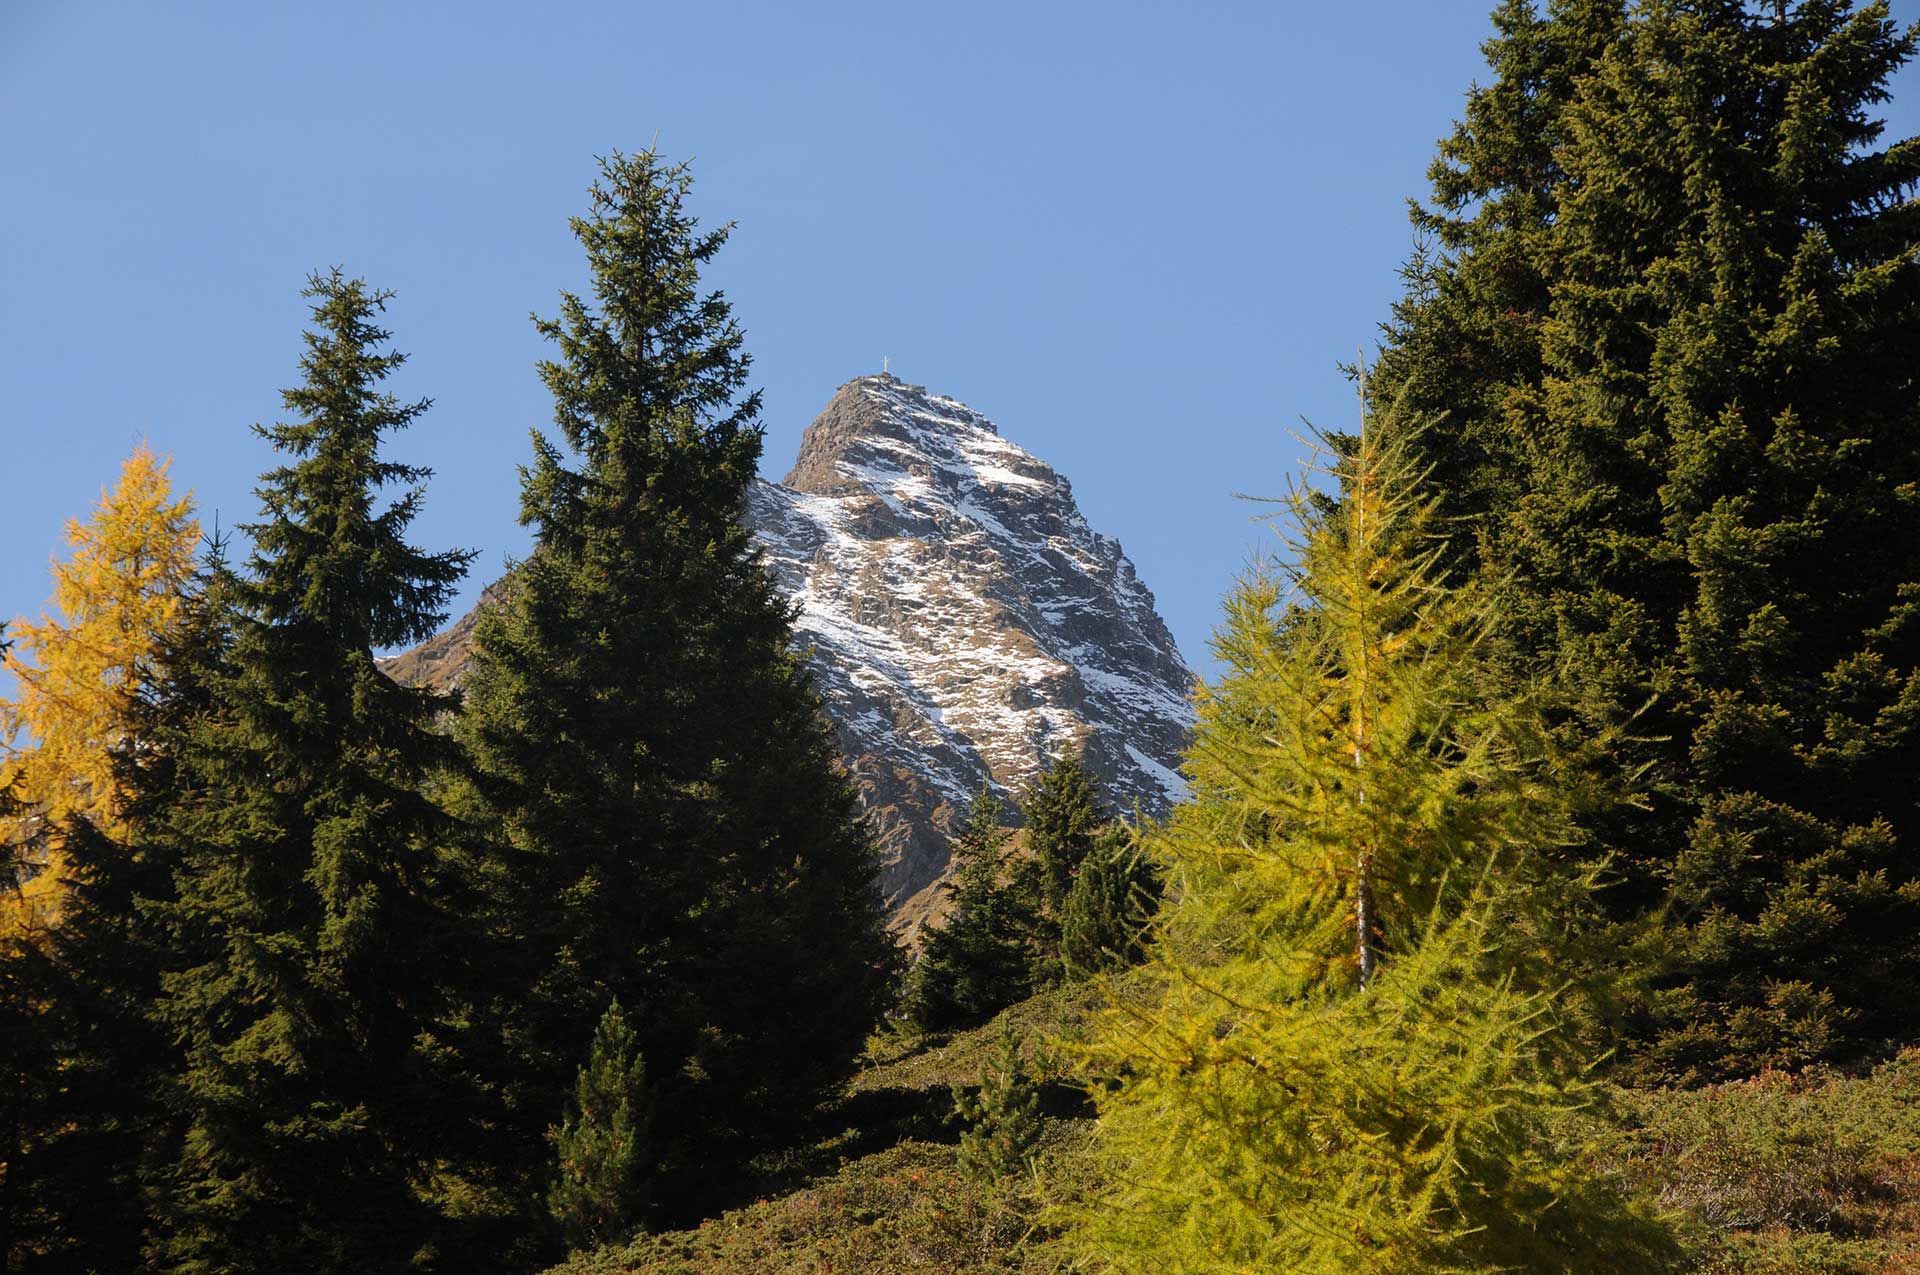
[[385, 373, 1196, 927]]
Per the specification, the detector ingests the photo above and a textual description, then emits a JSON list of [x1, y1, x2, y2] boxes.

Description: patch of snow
[[1126, 743, 1190, 804]]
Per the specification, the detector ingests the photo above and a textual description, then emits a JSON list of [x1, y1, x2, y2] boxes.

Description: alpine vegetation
[[1070, 400, 1683, 1274], [450, 149, 895, 1232], [1373, 0, 1920, 1081], [147, 272, 477, 1273]]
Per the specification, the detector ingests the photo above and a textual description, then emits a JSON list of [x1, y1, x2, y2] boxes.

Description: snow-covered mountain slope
[[757, 374, 1194, 919], [384, 373, 1196, 925]]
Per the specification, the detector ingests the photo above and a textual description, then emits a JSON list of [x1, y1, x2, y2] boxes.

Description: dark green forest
[[4, 2, 1918, 1272]]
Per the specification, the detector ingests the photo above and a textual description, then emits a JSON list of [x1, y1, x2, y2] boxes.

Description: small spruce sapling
[[1059, 825, 1158, 980], [903, 787, 1031, 1032], [550, 999, 653, 1253], [952, 1021, 1043, 1186]]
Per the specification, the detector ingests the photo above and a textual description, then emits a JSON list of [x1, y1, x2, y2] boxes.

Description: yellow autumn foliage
[[1, 444, 199, 940]]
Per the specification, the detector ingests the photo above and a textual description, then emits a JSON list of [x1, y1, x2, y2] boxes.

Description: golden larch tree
[[1, 444, 199, 938]]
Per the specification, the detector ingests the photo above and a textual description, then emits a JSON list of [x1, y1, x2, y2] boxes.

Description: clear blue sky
[[5, 2, 1917, 676]]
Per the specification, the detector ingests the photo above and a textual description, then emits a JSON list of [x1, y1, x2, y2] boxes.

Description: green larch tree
[[1071, 406, 1680, 1274]]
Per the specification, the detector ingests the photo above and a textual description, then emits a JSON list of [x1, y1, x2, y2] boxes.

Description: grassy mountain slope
[[548, 982, 1920, 1275]]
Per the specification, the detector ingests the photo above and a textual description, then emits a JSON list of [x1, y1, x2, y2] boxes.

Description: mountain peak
[[782, 374, 1009, 494], [754, 375, 1194, 925]]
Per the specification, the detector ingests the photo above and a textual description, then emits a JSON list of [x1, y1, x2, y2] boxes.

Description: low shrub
[[1600, 1049, 1920, 1273]]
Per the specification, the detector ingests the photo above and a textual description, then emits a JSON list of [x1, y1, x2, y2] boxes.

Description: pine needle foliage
[[1058, 825, 1158, 980], [1375, 0, 1920, 1078], [147, 271, 476, 1274], [551, 1000, 653, 1254], [1022, 748, 1105, 917], [904, 787, 1030, 1033], [1, 540, 245, 1274], [1070, 403, 1681, 1274], [453, 149, 893, 1225]]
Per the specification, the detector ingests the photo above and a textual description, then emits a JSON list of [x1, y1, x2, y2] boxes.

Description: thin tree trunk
[[1356, 854, 1376, 988], [1355, 712, 1377, 989], [1352, 440, 1380, 990]]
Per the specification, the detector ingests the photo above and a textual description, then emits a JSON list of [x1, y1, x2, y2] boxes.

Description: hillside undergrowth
[[547, 973, 1920, 1275]]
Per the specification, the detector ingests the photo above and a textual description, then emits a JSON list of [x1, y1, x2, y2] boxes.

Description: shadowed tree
[[454, 149, 893, 1231], [1373, 0, 1920, 1078], [904, 787, 1031, 1032], [147, 271, 476, 1274], [550, 1000, 652, 1254]]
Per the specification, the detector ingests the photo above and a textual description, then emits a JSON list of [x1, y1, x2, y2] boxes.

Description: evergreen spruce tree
[[1058, 825, 1158, 980], [4, 823, 171, 1274], [1373, 0, 1630, 532], [22, 545, 241, 1275], [903, 787, 1030, 1033], [2, 481, 204, 1272], [1376, 0, 1920, 1078], [0, 620, 41, 1272], [951, 784, 1011, 887], [0, 950, 32, 1273], [1021, 748, 1104, 916], [2, 535, 234, 1274], [1071, 408, 1679, 1274], [550, 1000, 652, 1254], [147, 271, 475, 1274], [454, 150, 893, 1225], [952, 1021, 1043, 1187]]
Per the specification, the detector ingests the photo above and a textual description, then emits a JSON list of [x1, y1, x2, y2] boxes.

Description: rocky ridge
[[386, 374, 1196, 927]]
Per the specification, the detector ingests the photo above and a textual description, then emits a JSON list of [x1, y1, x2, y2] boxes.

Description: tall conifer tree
[[1, 485, 202, 1270], [148, 272, 474, 1273], [2, 548, 242, 1274], [1021, 748, 1104, 916], [1376, 0, 1920, 1077], [1072, 408, 1677, 1274], [904, 787, 1030, 1032], [1375, 0, 1629, 531], [455, 150, 892, 1224]]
